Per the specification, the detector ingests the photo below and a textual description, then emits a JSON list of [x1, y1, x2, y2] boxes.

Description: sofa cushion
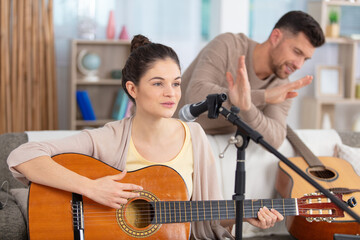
[[334, 143, 360, 175], [338, 131, 360, 148], [0, 190, 27, 240], [0, 133, 28, 189]]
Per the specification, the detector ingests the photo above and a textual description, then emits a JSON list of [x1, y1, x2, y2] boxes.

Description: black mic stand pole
[[217, 105, 360, 234], [204, 93, 248, 240], [232, 128, 250, 240]]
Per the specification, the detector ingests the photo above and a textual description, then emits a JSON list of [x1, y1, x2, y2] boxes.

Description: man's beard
[[270, 62, 289, 79], [269, 46, 291, 79]]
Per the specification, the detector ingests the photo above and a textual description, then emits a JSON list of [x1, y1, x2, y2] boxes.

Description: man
[[176, 11, 325, 149]]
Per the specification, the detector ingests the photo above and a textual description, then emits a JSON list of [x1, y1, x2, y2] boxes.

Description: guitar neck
[[152, 198, 298, 224]]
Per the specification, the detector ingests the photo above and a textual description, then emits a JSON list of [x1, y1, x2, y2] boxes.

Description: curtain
[[0, 0, 58, 134]]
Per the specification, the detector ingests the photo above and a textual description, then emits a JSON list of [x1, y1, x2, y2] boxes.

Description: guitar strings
[[69, 208, 320, 227], [74, 200, 331, 212], [74, 204, 300, 213], [69, 203, 335, 227], [74, 204, 300, 212], [68, 197, 335, 227], [72, 202, 327, 214], [70, 206, 321, 219]]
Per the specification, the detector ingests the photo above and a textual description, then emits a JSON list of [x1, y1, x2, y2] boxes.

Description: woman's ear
[[125, 81, 137, 100]]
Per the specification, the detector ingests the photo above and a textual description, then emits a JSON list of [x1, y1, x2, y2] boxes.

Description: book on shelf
[[112, 88, 129, 120], [76, 90, 96, 121]]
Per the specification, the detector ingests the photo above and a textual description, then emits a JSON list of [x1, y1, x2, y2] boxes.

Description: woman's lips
[[161, 102, 175, 108]]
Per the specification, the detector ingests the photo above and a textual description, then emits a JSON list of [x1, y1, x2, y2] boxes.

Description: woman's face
[[127, 58, 181, 119]]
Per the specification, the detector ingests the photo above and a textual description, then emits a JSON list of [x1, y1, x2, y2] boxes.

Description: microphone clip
[[206, 93, 227, 119]]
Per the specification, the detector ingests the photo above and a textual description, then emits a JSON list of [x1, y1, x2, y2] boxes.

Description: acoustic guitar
[[275, 126, 360, 240], [29, 153, 344, 239]]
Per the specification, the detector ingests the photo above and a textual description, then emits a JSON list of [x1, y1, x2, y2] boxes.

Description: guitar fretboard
[[152, 198, 298, 224]]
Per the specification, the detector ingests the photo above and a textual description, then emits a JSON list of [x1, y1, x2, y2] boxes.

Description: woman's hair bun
[[130, 34, 152, 52]]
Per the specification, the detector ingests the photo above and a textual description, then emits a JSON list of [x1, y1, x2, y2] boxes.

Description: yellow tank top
[[126, 120, 194, 197]]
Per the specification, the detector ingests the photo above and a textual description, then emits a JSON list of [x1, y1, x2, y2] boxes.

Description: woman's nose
[[163, 84, 175, 96]]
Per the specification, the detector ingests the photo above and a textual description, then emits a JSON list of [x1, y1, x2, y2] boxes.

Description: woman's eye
[[153, 82, 162, 86], [173, 82, 181, 87]]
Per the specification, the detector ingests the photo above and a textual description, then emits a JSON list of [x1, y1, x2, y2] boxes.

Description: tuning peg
[[347, 197, 357, 208]]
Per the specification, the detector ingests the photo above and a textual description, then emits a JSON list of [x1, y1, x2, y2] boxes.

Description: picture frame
[[316, 65, 343, 98]]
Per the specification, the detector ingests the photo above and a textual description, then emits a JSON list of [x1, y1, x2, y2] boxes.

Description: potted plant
[[326, 8, 340, 38]]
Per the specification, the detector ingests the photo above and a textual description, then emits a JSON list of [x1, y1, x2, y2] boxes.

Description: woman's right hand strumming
[[86, 170, 143, 209]]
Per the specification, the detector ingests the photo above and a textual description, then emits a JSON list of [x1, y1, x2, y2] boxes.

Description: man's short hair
[[274, 11, 325, 47]]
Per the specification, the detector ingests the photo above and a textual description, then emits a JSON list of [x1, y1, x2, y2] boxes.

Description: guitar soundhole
[[307, 167, 338, 181], [116, 190, 161, 238], [125, 199, 154, 228]]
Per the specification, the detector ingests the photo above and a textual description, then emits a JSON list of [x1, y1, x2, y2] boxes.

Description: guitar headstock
[[297, 192, 345, 223]]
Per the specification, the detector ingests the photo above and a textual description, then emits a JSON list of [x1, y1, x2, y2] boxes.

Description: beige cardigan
[[176, 33, 292, 149], [8, 117, 233, 239]]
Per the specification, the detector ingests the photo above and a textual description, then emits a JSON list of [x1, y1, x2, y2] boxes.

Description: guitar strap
[[286, 125, 323, 167]]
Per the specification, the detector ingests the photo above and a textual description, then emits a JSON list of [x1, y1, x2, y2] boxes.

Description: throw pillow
[[334, 143, 360, 175], [0, 190, 27, 239], [10, 188, 29, 222]]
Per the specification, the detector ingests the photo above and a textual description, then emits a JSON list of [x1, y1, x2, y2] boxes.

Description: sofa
[[1, 129, 359, 240]]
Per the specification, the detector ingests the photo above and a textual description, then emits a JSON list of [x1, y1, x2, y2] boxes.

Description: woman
[[7, 35, 283, 239]]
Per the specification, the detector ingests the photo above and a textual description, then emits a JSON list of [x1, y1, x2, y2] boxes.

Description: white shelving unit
[[302, 1, 360, 129], [70, 40, 131, 130]]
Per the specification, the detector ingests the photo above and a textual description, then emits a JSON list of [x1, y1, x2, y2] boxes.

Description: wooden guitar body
[[276, 156, 360, 240], [28, 153, 190, 240]]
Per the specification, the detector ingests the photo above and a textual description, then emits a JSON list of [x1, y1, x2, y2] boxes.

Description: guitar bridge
[[72, 193, 84, 240]]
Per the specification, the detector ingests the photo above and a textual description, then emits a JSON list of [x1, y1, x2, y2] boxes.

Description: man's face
[[269, 31, 315, 79]]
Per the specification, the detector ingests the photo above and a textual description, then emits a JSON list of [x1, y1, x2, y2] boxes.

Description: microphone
[[179, 93, 227, 122]]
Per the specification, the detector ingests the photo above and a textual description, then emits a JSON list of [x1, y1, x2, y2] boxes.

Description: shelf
[[76, 79, 122, 85], [301, 97, 360, 129], [320, 0, 360, 7], [326, 37, 358, 44], [308, 1, 360, 35], [305, 97, 360, 104]]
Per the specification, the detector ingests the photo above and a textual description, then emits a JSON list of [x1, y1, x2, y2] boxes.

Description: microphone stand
[[204, 93, 249, 240], [216, 105, 360, 240], [232, 128, 249, 240]]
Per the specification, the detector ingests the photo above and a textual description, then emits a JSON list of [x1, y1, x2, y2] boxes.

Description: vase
[[77, 0, 96, 39], [106, 11, 115, 39], [119, 25, 129, 40], [322, 113, 332, 129], [353, 114, 360, 132], [356, 83, 360, 99]]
